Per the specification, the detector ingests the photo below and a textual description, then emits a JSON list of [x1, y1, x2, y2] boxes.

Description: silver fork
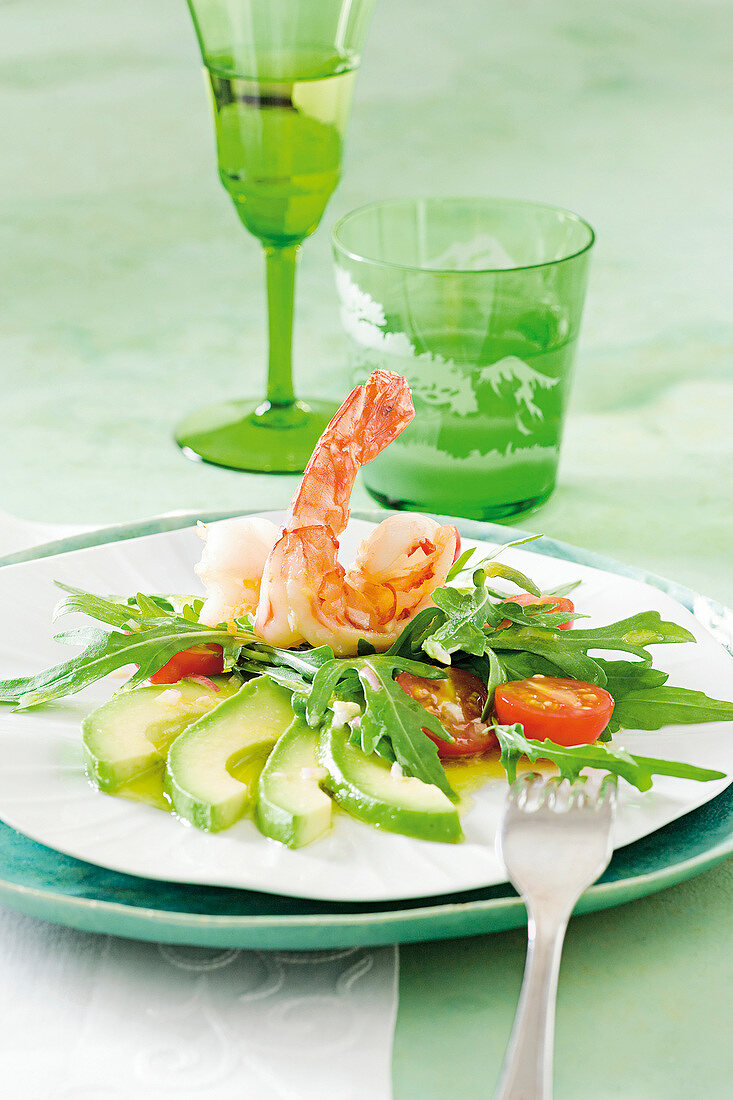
[[494, 774, 617, 1100]]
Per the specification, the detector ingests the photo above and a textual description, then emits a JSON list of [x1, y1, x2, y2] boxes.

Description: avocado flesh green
[[318, 723, 463, 844], [256, 718, 333, 848], [82, 675, 241, 792], [165, 676, 295, 831]]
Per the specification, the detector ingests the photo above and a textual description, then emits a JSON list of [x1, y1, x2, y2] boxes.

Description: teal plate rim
[[0, 509, 730, 949]]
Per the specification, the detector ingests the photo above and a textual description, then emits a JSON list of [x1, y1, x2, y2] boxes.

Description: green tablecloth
[[3, 1, 731, 1095]]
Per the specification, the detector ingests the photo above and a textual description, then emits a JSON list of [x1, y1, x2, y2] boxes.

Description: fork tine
[[599, 773, 618, 801], [541, 775, 569, 812], [597, 774, 619, 812], [512, 772, 543, 809], [506, 778, 524, 806], [568, 779, 589, 810]]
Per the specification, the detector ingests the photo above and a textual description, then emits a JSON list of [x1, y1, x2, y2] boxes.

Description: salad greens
[[493, 723, 724, 791], [1, 539, 731, 800], [307, 654, 456, 800], [0, 600, 255, 710]]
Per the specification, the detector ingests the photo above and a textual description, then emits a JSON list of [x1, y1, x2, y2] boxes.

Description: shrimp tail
[[285, 370, 414, 535]]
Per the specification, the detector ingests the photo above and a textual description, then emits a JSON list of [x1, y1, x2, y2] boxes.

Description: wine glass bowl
[[176, 0, 375, 472], [208, 50, 357, 247]]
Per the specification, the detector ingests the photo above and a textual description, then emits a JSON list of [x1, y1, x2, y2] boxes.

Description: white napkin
[[0, 511, 399, 1100]]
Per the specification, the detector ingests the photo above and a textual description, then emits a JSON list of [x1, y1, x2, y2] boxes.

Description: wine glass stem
[[264, 242, 299, 409]]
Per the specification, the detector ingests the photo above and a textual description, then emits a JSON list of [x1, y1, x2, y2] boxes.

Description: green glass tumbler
[[332, 198, 594, 519], [176, 0, 375, 472]]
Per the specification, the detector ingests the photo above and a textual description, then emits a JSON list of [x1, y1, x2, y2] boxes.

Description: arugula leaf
[[446, 546, 478, 582], [590, 658, 669, 735], [423, 583, 494, 662], [386, 607, 445, 659], [235, 661, 304, 695], [481, 647, 506, 719], [0, 619, 254, 709], [253, 643, 335, 681], [133, 593, 203, 620], [161, 594, 202, 618], [490, 625, 607, 683], [237, 642, 335, 698], [180, 598, 205, 623], [304, 654, 454, 799], [446, 533, 542, 582], [494, 601, 587, 629], [479, 652, 733, 741], [306, 659, 359, 722], [495, 651, 560, 681], [562, 612, 695, 651], [306, 654, 445, 725], [52, 584, 141, 631], [611, 686, 733, 732], [421, 570, 584, 666], [478, 561, 541, 598], [492, 723, 726, 792], [584, 659, 733, 735], [489, 611, 695, 687], [424, 556, 695, 694], [135, 592, 170, 620], [591, 659, 670, 696], [544, 579, 582, 598], [8, 565, 730, 811], [490, 611, 694, 658], [355, 658, 457, 801], [495, 655, 670, 697], [52, 584, 202, 631]]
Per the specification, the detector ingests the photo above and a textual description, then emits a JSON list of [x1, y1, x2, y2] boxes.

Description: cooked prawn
[[253, 370, 460, 655], [196, 371, 459, 652]]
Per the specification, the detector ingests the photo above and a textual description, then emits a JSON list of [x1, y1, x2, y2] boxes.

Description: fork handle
[[494, 904, 571, 1100]]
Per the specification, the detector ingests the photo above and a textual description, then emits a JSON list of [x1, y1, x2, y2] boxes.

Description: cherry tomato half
[[493, 676, 614, 745], [149, 644, 224, 685], [397, 668, 497, 757], [498, 594, 575, 630]]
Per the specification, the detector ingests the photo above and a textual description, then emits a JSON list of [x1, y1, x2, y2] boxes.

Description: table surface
[[3, 0, 732, 1096]]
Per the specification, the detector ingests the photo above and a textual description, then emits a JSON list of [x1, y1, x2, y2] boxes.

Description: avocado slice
[[256, 719, 333, 848], [318, 723, 463, 843], [82, 675, 241, 793], [165, 676, 294, 831]]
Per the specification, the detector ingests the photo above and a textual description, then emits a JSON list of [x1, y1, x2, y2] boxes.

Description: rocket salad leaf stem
[[306, 654, 455, 799], [355, 659, 457, 800], [492, 722, 726, 792], [445, 533, 543, 582], [0, 619, 253, 709], [236, 641, 335, 696]]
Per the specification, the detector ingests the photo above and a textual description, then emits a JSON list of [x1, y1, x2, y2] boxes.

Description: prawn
[[197, 371, 459, 653], [252, 370, 460, 655]]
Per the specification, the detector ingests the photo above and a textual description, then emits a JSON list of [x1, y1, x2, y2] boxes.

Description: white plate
[[0, 514, 731, 903]]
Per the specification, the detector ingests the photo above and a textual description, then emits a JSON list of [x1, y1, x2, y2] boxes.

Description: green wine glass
[[177, 0, 375, 472]]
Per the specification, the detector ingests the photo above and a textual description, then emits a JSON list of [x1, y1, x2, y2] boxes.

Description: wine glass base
[[175, 398, 338, 473]]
